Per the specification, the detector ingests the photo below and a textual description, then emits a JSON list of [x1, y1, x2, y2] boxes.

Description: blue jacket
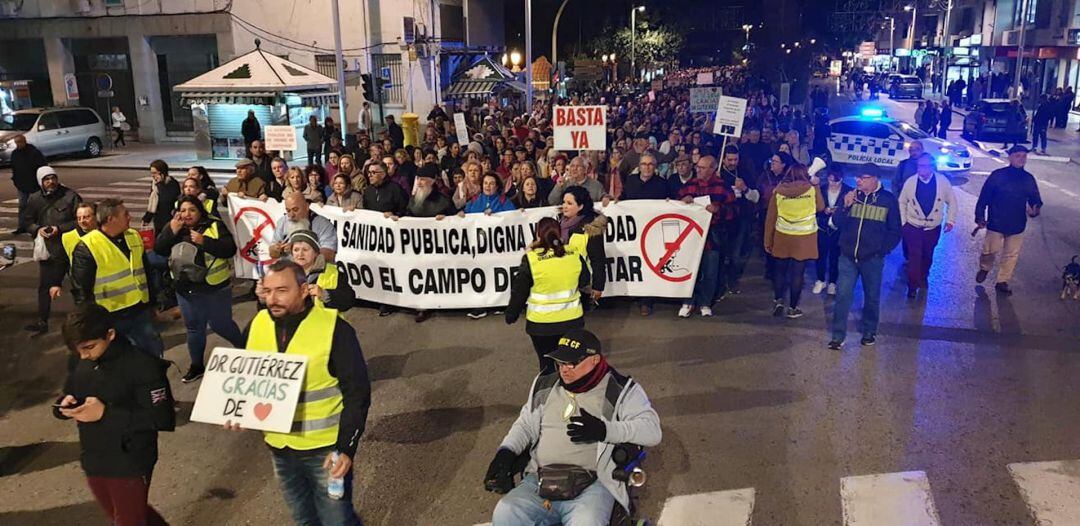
[[833, 183, 901, 261], [464, 191, 516, 214]]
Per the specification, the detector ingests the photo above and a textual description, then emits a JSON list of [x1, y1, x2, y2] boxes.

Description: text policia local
[[335, 216, 644, 295]]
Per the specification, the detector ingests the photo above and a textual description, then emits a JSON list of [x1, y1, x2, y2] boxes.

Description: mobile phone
[[53, 398, 83, 408]]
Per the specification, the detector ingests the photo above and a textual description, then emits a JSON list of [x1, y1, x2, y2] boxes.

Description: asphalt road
[[0, 90, 1079, 525]]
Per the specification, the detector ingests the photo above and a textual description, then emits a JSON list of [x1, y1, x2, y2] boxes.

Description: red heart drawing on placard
[[253, 403, 273, 421]]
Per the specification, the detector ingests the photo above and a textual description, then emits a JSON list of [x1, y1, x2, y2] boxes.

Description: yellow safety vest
[[80, 229, 150, 312], [525, 238, 585, 324], [246, 305, 343, 451], [775, 187, 818, 236], [61, 228, 86, 264], [312, 263, 339, 308], [202, 222, 232, 286]]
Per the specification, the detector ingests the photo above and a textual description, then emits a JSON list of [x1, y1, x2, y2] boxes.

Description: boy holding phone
[[54, 305, 175, 525]]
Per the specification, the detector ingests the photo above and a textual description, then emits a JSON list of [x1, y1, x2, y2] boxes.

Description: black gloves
[[566, 408, 607, 443], [504, 311, 519, 325], [484, 448, 518, 494]]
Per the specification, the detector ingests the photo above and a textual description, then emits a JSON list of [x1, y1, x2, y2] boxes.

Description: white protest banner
[[712, 95, 748, 137], [190, 348, 308, 433], [696, 72, 713, 86], [453, 112, 469, 146], [689, 87, 723, 113], [222, 195, 285, 279], [552, 105, 607, 151], [223, 198, 712, 309], [264, 125, 298, 151]]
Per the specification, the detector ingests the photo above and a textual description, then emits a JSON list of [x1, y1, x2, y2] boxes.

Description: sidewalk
[[48, 140, 315, 173], [947, 103, 1080, 163]]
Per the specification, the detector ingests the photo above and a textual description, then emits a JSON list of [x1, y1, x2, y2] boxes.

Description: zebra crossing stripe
[[840, 471, 941, 526], [657, 488, 755, 526], [1008, 460, 1080, 525]]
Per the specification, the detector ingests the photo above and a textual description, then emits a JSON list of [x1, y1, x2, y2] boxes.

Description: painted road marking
[[657, 488, 755, 526], [840, 471, 941, 526], [1061, 190, 1078, 198], [1041, 181, 1060, 189], [1009, 460, 1080, 525]]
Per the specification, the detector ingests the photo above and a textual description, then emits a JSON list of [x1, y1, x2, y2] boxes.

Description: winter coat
[[9, 144, 47, 193], [975, 166, 1042, 236], [153, 216, 237, 296], [764, 179, 825, 260], [24, 185, 82, 260], [464, 191, 517, 214], [143, 177, 181, 235], [53, 339, 175, 478]]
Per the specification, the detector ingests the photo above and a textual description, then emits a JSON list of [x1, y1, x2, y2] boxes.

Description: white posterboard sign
[[712, 95, 748, 137], [696, 72, 713, 86], [190, 347, 309, 433], [264, 125, 298, 151], [689, 87, 723, 113], [552, 105, 607, 151], [453, 112, 469, 146]]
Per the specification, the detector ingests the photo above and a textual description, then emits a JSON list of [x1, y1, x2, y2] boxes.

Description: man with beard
[[269, 193, 337, 262], [403, 164, 456, 322], [24, 166, 82, 334], [227, 260, 370, 526], [718, 146, 760, 294]]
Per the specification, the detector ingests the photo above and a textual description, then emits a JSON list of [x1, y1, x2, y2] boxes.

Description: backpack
[[169, 241, 208, 283]]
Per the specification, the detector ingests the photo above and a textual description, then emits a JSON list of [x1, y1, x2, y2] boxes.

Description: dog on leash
[[1062, 256, 1080, 300]]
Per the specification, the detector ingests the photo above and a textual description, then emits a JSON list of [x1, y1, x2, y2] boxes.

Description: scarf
[[562, 355, 610, 394], [560, 214, 584, 242]]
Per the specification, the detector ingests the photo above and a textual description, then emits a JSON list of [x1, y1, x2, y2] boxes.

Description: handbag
[[32, 234, 50, 262], [537, 465, 597, 501]]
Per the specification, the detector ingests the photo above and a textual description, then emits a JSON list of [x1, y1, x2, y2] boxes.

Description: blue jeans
[[492, 473, 615, 526], [176, 286, 244, 369], [271, 449, 362, 526], [830, 255, 884, 342], [686, 250, 720, 307], [113, 308, 165, 358]]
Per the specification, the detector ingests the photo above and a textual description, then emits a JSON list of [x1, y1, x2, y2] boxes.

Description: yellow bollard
[[402, 113, 420, 147]]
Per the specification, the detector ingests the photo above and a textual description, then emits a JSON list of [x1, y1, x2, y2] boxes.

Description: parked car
[[888, 75, 924, 100], [0, 107, 108, 164], [962, 99, 1028, 142]]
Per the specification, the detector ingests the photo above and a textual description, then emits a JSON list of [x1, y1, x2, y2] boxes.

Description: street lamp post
[[525, 0, 533, 114], [904, 4, 917, 51], [742, 24, 752, 48], [630, 5, 644, 83], [551, 0, 571, 88], [1012, 0, 1030, 101], [884, 16, 895, 71]]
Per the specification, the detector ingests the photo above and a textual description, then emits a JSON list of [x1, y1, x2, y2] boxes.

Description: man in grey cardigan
[[547, 156, 606, 205], [484, 329, 661, 525]]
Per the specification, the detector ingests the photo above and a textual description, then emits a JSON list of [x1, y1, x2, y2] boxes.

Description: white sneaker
[[700, 306, 714, 317], [827, 283, 837, 295], [812, 280, 826, 294], [677, 304, 693, 318]]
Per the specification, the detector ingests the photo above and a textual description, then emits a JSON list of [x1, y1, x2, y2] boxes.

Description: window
[[57, 110, 100, 128], [830, 121, 861, 135], [37, 113, 59, 131], [372, 53, 404, 104], [860, 123, 893, 139], [440, 5, 465, 42], [315, 55, 338, 80]]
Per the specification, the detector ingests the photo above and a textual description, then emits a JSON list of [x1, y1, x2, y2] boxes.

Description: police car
[[828, 109, 973, 172]]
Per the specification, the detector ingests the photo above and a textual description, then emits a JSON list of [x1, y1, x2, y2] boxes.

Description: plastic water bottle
[[327, 452, 345, 500]]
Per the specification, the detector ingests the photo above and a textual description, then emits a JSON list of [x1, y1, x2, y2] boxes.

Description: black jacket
[[622, 173, 670, 201], [248, 155, 274, 185], [24, 185, 81, 260], [834, 184, 902, 262], [242, 117, 262, 143], [388, 123, 405, 150], [362, 180, 409, 216], [975, 166, 1042, 236], [10, 144, 47, 193], [154, 217, 237, 296], [241, 301, 371, 457], [142, 177, 181, 234], [817, 182, 853, 233], [53, 339, 175, 477]]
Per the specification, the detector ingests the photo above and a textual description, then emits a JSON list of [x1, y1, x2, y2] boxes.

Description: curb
[[48, 160, 236, 173]]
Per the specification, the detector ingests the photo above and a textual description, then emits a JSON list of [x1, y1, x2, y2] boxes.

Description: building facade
[[0, 0, 505, 143]]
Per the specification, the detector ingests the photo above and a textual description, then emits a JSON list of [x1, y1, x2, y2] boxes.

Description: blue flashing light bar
[[860, 108, 884, 118]]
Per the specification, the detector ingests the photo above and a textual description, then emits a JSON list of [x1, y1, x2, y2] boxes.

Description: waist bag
[[537, 465, 597, 501]]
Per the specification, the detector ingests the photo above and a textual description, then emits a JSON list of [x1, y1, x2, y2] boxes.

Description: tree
[[587, 21, 686, 78]]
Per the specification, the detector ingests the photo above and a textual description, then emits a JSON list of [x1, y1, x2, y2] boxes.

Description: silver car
[[0, 107, 108, 164]]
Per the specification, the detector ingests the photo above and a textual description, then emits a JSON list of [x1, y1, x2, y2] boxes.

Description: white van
[[0, 107, 109, 164]]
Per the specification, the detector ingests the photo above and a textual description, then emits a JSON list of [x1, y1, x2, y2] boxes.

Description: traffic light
[[361, 73, 378, 104]]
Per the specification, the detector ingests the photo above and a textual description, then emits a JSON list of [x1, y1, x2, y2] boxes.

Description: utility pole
[[525, 0, 534, 114], [551, 0, 571, 88], [1012, 0, 1029, 102], [630, 6, 644, 83], [884, 17, 895, 71], [939, 0, 953, 93], [330, 0, 348, 138]]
